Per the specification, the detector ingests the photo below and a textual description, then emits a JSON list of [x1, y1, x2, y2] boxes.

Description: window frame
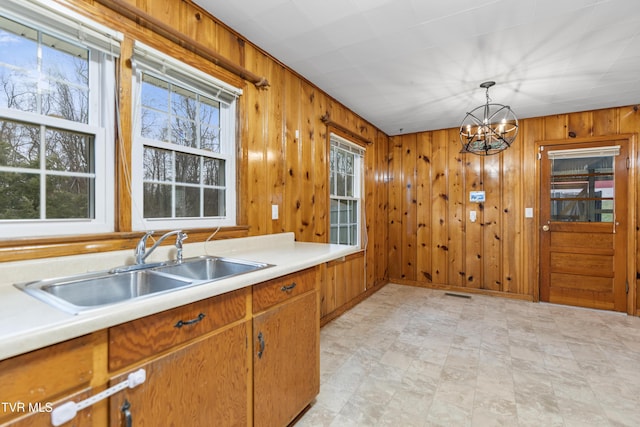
[[130, 42, 241, 231], [0, 1, 118, 238], [329, 133, 364, 247]]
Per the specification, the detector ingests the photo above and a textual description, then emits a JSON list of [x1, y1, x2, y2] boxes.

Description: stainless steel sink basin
[[153, 256, 271, 281], [16, 270, 194, 314], [15, 256, 272, 314], [43, 271, 193, 306]]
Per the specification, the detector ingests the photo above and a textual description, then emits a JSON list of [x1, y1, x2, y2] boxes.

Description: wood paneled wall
[[6, 0, 640, 314], [234, 18, 389, 292], [389, 106, 640, 312], [0, 0, 389, 291]]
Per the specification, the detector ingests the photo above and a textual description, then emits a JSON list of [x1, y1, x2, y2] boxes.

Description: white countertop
[[0, 233, 357, 361]]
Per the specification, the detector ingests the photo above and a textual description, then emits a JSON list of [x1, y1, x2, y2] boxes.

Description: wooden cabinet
[[109, 321, 249, 427], [0, 333, 102, 426], [1, 266, 322, 427], [108, 287, 250, 427], [321, 252, 365, 318], [252, 268, 319, 427]]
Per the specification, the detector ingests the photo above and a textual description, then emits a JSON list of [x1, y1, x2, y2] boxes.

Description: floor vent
[[445, 292, 471, 299]]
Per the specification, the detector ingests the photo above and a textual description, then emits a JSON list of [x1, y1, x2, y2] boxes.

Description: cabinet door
[[253, 291, 319, 427], [110, 321, 249, 427], [321, 252, 365, 318]]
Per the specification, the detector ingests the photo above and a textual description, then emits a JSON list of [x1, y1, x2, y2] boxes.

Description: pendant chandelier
[[459, 81, 518, 156]]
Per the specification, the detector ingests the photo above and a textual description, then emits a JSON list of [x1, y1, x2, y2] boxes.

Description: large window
[[329, 134, 364, 246], [131, 43, 240, 230], [0, 1, 118, 237]]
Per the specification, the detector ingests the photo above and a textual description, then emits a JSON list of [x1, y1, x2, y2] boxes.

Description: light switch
[[469, 210, 477, 222], [525, 207, 534, 218], [271, 204, 279, 220]]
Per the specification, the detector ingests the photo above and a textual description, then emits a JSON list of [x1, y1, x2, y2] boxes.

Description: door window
[[548, 146, 618, 222]]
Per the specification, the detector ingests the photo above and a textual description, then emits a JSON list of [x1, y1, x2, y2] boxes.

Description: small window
[[548, 146, 618, 222], [131, 43, 241, 230], [0, 2, 118, 237], [329, 134, 364, 246]]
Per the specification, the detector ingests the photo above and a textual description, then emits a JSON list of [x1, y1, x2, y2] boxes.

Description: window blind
[[132, 41, 242, 104], [1, 0, 122, 56], [547, 146, 620, 159]]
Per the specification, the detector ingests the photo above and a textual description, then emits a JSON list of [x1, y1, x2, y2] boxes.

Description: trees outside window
[[0, 10, 116, 237], [131, 44, 240, 231]]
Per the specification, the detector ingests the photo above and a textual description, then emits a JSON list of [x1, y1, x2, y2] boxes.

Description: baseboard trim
[[389, 278, 534, 302]]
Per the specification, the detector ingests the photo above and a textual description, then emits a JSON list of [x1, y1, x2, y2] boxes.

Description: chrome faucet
[[135, 230, 188, 265], [135, 231, 155, 265], [174, 231, 188, 262]]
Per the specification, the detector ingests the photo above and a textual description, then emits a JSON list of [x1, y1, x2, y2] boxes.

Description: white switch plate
[[469, 210, 477, 222], [271, 204, 279, 220], [525, 207, 534, 218]]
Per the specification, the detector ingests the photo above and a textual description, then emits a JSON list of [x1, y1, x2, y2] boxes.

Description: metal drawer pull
[[257, 332, 265, 359], [280, 282, 297, 292], [121, 400, 132, 427], [51, 369, 146, 426], [174, 312, 206, 328]]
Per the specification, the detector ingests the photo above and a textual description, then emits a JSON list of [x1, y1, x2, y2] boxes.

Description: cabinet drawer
[[253, 267, 316, 313], [109, 287, 248, 371], [0, 334, 96, 424]]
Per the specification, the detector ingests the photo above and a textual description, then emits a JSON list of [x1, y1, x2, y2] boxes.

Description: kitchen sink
[[16, 270, 194, 314], [152, 256, 271, 281], [15, 256, 272, 314]]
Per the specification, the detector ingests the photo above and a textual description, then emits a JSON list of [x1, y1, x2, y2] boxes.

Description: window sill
[[0, 226, 250, 263]]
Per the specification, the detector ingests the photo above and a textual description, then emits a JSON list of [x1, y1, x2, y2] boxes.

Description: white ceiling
[[194, 0, 640, 136]]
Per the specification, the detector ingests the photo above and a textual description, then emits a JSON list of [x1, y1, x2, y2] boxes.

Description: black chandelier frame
[[459, 81, 519, 156]]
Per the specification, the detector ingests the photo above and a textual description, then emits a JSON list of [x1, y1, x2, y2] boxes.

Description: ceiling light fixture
[[459, 81, 518, 156]]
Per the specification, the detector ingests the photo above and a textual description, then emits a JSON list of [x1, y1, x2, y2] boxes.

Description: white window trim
[[329, 133, 365, 247], [130, 42, 240, 231], [0, 1, 117, 238]]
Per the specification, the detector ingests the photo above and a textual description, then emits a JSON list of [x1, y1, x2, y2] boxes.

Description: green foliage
[[0, 171, 39, 219]]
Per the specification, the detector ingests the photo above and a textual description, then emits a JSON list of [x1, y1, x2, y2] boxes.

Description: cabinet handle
[[121, 400, 132, 427], [174, 312, 206, 328], [257, 332, 265, 359], [280, 282, 297, 292]]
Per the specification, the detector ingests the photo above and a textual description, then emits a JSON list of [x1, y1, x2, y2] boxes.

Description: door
[[540, 139, 628, 312]]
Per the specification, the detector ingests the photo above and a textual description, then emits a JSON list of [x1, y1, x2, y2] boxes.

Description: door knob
[[542, 225, 550, 231]]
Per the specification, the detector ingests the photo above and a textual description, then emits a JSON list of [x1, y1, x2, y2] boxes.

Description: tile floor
[[296, 284, 640, 427]]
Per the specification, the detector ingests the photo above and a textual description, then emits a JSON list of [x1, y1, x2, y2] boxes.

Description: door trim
[[534, 134, 637, 315]]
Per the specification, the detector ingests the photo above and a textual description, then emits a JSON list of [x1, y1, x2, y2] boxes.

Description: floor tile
[[298, 284, 640, 426]]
